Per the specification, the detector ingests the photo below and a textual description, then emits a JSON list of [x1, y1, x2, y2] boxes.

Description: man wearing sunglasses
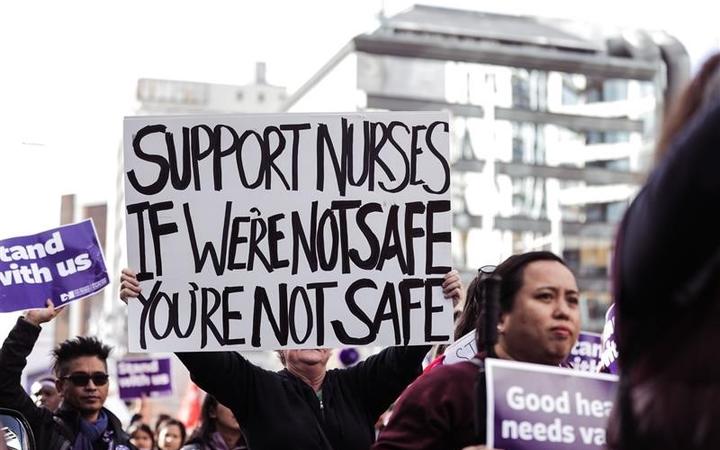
[[0, 300, 136, 450]]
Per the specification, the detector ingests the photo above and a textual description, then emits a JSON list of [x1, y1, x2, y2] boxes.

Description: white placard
[[123, 112, 452, 351]]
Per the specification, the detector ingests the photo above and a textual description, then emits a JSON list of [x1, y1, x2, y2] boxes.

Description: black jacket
[[177, 345, 429, 450], [0, 317, 136, 450]]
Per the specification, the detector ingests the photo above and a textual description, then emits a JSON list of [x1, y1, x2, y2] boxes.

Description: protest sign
[[24, 368, 54, 394], [123, 112, 452, 351], [0, 220, 108, 312], [598, 304, 618, 374], [443, 329, 476, 364], [116, 357, 172, 400], [565, 331, 602, 372], [485, 358, 618, 450]]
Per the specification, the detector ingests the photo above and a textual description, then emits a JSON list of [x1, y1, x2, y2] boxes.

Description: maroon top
[[372, 360, 480, 450]]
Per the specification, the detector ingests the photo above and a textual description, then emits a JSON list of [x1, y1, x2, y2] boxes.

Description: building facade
[[284, 5, 689, 329]]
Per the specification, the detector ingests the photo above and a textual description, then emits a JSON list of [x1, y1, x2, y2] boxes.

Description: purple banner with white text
[[565, 331, 602, 372], [598, 304, 618, 374], [117, 357, 172, 400], [0, 220, 109, 312], [486, 358, 618, 450]]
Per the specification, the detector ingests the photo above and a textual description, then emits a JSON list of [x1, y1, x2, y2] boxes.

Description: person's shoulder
[[400, 360, 478, 400], [423, 360, 480, 382]]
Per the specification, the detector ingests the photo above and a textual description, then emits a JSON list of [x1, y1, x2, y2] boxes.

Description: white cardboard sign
[[123, 112, 452, 351]]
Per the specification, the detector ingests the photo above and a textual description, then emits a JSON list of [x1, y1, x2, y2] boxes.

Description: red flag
[[177, 382, 203, 433]]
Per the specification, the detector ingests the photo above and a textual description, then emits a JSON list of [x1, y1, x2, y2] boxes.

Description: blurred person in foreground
[[181, 394, 247, 450], [607, 52, 720, 450], [372, 251, 580, 450], [29, 375, 62, 412], [0, 300, 136, 450], [121, 269, 462, 450]]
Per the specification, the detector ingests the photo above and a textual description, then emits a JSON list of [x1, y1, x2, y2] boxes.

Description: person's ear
[[56, 378, 65, 393], [497, 313, 508, 334]]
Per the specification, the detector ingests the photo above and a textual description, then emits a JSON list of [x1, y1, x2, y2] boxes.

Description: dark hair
[[154, 413, 172, 435], [186, 394, 219, 446], [51, 336, 112, 376], [454, 276, 482, 340], [158, 418, 186, 446], [127, 423, 155, 449], [656, 52, 720, 162], [473, 251, 568, 353]]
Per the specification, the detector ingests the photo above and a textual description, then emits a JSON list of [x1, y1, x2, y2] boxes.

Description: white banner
[[123, 112, 452, 351]]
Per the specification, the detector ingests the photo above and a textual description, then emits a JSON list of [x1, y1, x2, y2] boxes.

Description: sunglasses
[[60, 372, 110, 387], [478, 265, 496, 278]]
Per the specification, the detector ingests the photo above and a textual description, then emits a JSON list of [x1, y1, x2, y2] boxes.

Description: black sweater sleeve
[[175, 351, 266, 421], [0, 318, 53, 430], [618, 101, 720, 317], [342, 345, 430, 420]]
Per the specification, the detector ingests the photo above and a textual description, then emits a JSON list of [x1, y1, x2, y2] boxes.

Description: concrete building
[[136, 62, 287, 114], [283, 5, 689, 330]]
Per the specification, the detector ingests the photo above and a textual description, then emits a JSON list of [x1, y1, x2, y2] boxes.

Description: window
[[511, 72, 530, 109], [585, 131, 630, 145], [586, 158, 630, 171]]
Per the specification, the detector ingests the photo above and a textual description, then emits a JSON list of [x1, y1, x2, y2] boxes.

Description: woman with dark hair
[[157, 419, 186, 450], [423, 273, 486, 370], [373, 251, 580, 450], [607, 52, 720, 450], [181, 395, 247, 450], [128, 423, 155, 450]]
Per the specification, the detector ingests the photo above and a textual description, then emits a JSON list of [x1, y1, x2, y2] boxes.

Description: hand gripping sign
[[123, 112, 453, 352]]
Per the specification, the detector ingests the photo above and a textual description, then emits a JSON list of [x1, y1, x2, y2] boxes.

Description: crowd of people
[[124, 396, 247, 450], [1, 50, 719, 450]]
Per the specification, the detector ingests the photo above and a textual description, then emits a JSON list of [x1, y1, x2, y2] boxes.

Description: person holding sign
[[0, 300, 136, 450], [373, 251, 580, 450], [120, 269, 463, 450], [607, 53, 720, 450]]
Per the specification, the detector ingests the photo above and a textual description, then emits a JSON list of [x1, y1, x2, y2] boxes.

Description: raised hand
[[120, 268, 142, 304], [24, 299, 64, 326], [442, 269, 465, 308]]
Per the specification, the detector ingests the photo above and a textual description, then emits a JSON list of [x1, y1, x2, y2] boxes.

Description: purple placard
[[116, 357, 172, 400], [0, 220, 109, 312], [598, 304, 618, 374], [565, 331, 602, 372], [24, 367, 54, 393], [486, 358, 618, 450]]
